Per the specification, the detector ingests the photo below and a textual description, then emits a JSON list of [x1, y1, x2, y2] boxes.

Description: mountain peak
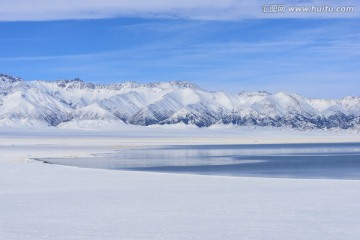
[[107, 80, 203, 91], [168, 81, 202, 90], [0, 74, 22, 83], [238, 90, 270, 97], [56, 77, 84, 84], [56, 78, 95, 89]]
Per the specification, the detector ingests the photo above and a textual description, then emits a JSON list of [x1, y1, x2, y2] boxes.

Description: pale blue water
[[39, 143, 360, 179]]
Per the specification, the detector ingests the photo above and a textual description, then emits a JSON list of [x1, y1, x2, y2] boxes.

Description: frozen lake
[[39, 143, 360, 179]]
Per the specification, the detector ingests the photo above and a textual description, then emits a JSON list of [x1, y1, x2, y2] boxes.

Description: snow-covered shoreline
[[1, 127, 360, 239], [2, 125, 360, 144]]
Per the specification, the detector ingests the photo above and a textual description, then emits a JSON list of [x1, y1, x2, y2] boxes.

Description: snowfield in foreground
[[1, 127, 360, 239]]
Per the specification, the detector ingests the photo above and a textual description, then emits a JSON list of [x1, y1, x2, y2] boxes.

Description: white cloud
[[0, 0, 358, 21]]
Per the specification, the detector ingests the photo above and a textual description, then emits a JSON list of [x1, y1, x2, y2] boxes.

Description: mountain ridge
[[0, 74, 359, 130]]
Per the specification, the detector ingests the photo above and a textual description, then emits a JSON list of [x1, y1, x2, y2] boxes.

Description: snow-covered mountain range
[[1, 73, 359, 130]]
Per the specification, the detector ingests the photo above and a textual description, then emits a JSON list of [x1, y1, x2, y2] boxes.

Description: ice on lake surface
[[40, 143, 360, 179]]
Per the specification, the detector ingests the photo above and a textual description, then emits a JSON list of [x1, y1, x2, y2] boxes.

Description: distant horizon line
[[1, 73, 358, 100]]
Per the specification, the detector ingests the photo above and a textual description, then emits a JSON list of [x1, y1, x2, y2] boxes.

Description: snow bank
[[0, 129, 359, 239]]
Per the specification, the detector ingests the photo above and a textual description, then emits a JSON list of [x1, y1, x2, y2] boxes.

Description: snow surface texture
[[1, 128, 360, 240], [1, 73, 360, 130]]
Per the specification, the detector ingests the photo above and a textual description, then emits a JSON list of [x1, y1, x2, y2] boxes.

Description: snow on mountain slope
[[251, 92, 316, 117], [0, 74, 23, 96], [71, 103, 119, 121], [0, 84, 72, 126], [0, 73, 359, 130], [213, 91, 243, 111]]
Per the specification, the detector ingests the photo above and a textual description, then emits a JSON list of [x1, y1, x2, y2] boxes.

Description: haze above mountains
[[1, 74, 359, 130]]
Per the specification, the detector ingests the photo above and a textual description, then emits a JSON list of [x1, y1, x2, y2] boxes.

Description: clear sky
[[0, 0, 359, 98]]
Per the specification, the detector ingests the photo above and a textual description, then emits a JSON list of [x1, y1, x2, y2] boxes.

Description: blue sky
[[0, 0, 359, 98]]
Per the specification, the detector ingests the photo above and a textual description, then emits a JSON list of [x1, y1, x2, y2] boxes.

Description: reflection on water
[[39, 143, 360, 179]]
